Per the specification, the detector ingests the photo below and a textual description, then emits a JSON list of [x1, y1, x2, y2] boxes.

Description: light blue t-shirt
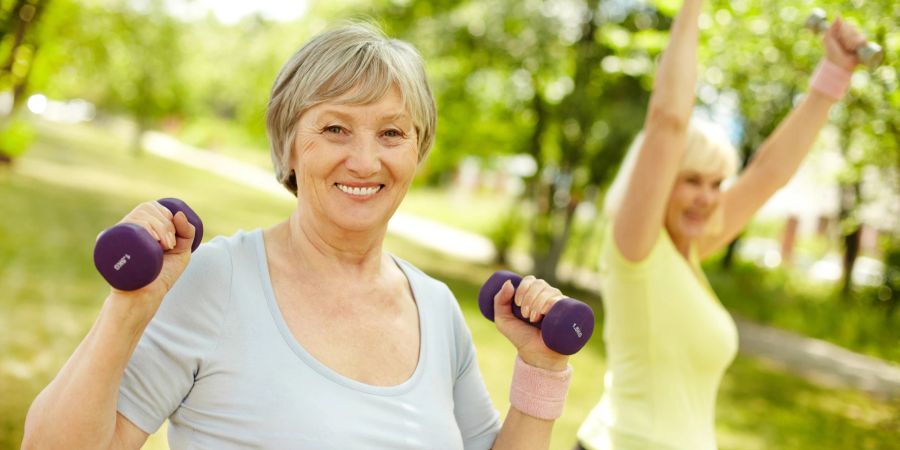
[[117, 229, 501, 449]]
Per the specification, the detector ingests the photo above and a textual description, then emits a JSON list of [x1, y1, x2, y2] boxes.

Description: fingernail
[[522, 306, 530, 318]]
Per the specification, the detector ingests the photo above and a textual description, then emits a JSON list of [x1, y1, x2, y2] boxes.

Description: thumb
[[170, 211, 196, 253], [493, 280, 516, 321]]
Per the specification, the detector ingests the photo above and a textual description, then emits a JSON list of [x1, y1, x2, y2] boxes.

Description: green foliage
[[0, 116, 34, 157], [705, 258, 899, 362]]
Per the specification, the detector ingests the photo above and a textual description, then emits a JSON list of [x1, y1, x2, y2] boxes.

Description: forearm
[[492, 407, 555, 450], [646, 0, 703, 125], [747, 89, 836, 189], [23, 294, 154, 449]]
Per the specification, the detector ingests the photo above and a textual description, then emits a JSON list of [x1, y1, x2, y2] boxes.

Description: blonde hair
[[603, 119, 739, 235], [266, 23, 437, 196]]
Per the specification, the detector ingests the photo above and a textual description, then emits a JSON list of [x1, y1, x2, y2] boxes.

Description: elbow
[[22, 402, 50, 450], [646, 105, 690, 133]]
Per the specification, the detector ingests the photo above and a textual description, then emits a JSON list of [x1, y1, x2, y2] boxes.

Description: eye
[[382, 128, 405, 138], [323, 125, 346, 135]]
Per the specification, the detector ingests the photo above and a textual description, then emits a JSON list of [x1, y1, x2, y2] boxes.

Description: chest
[[270, 274, 422, 386]]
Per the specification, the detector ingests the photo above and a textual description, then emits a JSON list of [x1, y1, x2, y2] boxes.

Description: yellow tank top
[[577, 224, 738, 450]]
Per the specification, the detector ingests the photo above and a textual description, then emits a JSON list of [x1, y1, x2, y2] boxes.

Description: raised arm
[[22, 203, 195, 450], [698, 17, 865, 258], [614, 0, 704, 262]]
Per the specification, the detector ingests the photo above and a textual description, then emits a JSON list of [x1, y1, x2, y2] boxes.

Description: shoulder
[[154, 230, 259, 335], [390, 255, 469, 328], [391, 256, 456, 303], [601, 222, 670, 273]]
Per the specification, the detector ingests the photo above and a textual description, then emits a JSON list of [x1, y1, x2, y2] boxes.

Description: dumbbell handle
[[805, 8, 884, 68], [478, 270, 595, 355]]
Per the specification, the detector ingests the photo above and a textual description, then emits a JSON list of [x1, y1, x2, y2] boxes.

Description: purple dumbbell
[[93, 198, 203, 291], [478, 270, 595, 355]]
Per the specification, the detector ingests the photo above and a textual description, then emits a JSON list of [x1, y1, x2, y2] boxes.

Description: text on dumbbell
[[572, 323, 583, 338], [113, 254, 131, 271]]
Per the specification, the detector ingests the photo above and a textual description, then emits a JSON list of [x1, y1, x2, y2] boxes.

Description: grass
[[706, 260, 900, 362], [1, 120, 898, 449]]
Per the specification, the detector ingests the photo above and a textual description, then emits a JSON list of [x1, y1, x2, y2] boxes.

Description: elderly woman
[[23, 24, 573, 449], [574, 1, 866, 450]]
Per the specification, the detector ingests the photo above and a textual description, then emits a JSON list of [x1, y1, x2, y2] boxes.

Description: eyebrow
[[314, 108, 411, 123]]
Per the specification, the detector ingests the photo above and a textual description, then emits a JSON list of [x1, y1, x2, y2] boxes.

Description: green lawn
[[1, 120, 897, 449]]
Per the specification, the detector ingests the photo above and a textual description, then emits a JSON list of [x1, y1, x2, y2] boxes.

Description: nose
[[345, 136, 381, 177], [697, 186, 717, 207]]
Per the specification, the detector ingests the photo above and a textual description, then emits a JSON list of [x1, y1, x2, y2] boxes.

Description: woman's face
[[291, 86, 419, 234], [665, 170, 724, 243]]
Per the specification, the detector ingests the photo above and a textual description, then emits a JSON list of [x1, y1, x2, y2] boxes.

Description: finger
[[520, 281, 551, 321], [149, 203, 177, 249], [120, 203, 171, 247], [514, 275, 536, 306], [493, 280, 518, 324], [170, 211, 196, 253], [142, 211, 176, 250], [150, 201, 175, 220], [537, 289, 564, 316], [530, 288, 564, 322], [835, 17, 866, 51]]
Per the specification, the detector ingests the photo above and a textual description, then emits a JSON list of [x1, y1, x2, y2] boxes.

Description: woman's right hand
[[823, 17, 866, 71], [106, 201, 196, 314]]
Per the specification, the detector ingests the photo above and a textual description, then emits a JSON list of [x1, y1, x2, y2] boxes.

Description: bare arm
[[490, 277, 570, 449], [614, 0, 704, 262], [698, 17, 866, 258], [22, 204, 195, 450], [23, 296, 154, 450], [492, 406, 561, 449]]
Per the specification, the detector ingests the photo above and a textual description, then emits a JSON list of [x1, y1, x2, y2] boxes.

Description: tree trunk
[[839, 181, 862, 298], [720, 235, 742, 270], [532, 198, 578, 285]]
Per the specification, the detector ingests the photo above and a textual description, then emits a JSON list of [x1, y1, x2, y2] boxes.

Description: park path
[[143, 132, 900, 400]]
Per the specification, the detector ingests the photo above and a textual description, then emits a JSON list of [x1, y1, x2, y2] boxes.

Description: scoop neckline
[[251, 229, 427, 396]]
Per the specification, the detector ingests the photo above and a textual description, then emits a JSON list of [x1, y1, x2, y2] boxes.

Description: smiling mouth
[[684, 212, 708, 221], [335, 183, 384, 197]]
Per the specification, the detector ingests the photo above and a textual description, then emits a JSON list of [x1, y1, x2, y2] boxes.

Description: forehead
[[680, 170, 725, 181], [304, 86, 410, 121]]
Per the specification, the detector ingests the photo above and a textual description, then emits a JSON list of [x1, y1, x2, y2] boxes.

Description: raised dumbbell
[[478, 270, 595, 355], [805, 8, 884, 68], [93, 198, 203, 291]]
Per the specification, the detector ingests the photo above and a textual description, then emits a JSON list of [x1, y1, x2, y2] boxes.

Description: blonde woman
[[576, 1, 866, 449]]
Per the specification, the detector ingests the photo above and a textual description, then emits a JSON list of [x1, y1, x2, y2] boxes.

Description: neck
[[667, 226, 692, 259], [274, 207, 389, 281]]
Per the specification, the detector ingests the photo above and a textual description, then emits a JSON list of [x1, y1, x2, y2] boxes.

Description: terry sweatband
[[810, 59, 852, 101], [509, 355, 573, 420]]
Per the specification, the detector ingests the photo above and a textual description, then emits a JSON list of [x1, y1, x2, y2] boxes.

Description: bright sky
[[167, 0, 308, 24]]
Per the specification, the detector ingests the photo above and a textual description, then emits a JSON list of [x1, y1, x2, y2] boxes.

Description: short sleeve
[[449, 298, 501, 450], [116, 237, 233, 433]]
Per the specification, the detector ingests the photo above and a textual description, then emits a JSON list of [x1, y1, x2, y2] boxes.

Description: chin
[[679, 221, 707, 240]]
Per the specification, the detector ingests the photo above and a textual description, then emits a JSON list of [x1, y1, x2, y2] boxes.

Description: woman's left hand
[[493, 276, 569, 371]]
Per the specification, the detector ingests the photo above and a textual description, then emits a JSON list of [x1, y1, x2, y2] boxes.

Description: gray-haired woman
[[23, 24, 573, 449]]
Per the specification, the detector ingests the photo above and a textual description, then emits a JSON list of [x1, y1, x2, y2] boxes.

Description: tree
[[0, 0, 49, 162], [705, 0, 900, 294]]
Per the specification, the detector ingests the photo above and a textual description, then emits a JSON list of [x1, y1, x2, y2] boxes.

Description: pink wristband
[[810, 59, 852, 101], [509, 355, 573, 420]]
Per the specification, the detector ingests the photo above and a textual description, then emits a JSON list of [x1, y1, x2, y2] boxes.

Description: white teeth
[[336, 184, 381, 196]]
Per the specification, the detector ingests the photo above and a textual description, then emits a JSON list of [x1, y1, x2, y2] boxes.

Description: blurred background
[[1, 0, 898, 449]]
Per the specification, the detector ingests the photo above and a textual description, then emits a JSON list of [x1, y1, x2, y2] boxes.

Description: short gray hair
[[266, 23, 437, 196]]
